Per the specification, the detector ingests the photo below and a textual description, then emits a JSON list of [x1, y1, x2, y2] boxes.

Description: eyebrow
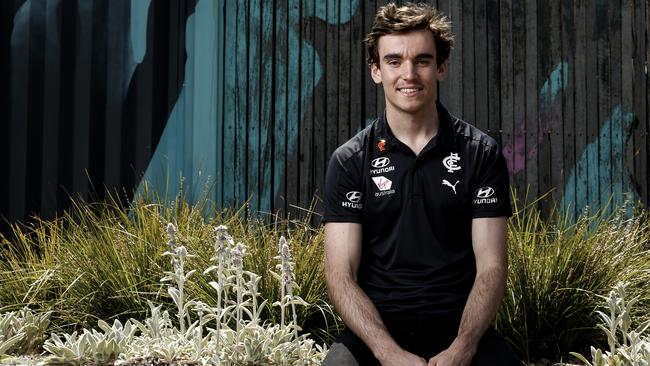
[[383, 53, 435, 60]]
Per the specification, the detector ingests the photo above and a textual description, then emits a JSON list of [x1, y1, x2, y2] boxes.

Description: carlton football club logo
[[443, 152, 461, 173]]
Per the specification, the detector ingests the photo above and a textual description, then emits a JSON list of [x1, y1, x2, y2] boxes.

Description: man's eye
[[417, 60, 431, 65], [387, 60, 400, 66]]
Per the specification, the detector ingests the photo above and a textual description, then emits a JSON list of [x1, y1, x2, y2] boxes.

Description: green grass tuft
[[496, 191, 650, 362], [0, 190, 341, 343]]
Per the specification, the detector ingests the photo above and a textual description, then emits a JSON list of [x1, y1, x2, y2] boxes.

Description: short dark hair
[[364, 2, 454, 67]]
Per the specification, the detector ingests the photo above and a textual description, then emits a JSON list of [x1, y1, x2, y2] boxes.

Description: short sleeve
[[322, 150, 364, 223], [471, 145, 512, 218]]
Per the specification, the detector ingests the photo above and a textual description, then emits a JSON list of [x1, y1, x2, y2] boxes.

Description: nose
[[402, 61, 417, 80]]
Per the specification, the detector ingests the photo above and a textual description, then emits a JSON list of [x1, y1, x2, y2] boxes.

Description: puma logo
[[442, 179, 459, 195]]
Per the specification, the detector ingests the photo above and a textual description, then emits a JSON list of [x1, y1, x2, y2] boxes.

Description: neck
[[385, 103, 440, 148]]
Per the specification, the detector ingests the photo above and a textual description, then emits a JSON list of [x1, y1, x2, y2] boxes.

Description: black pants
[[322, 310, 522, 365]]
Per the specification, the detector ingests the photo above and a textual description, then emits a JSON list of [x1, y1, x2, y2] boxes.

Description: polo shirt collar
[[374, 101, 457, 154]]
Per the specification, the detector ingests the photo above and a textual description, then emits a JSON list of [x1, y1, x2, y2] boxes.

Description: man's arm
[[428, 216, 509, 366], [324, 222, 426, 365]]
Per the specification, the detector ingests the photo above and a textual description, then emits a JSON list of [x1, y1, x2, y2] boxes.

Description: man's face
[[371, 29, 446, 117]]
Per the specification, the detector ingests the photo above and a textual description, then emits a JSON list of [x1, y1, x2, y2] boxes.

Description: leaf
[[634, 319, 650, 335], [204, 265, 219, 275], [186, 269, 197, 280], [168, 287, 181, 308], [97, 319, 111, 333], [0, 332, 25, 355]]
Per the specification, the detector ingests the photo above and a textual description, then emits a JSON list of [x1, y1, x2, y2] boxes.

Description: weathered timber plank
[[235, 0, 248, 205], [223, 1, 237, 205], [511, 0, 526, 200], [499, 0, 514, 178], [561, 0, 577, 217], [573, 0, 588, 217], [312, 0, 327, 215], [299, 0, 316, 214], [486, 0, 500, 141], [524, 0, 539, 201], [41, 0, 62, 217], [596, 0, 612, 210], [546, 0, 564, 204], [610, 0, 624, 206], [585, 0, 599, 212], [474, 0, 489, 133], [462, 0, 475, 123]]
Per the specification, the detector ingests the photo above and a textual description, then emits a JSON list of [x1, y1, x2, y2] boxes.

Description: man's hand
[[427, 339, 475, 366], [378, 346, 428, 366]]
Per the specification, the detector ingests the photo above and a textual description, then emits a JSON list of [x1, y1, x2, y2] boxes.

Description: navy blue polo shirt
[[323, 101, 512, 314]]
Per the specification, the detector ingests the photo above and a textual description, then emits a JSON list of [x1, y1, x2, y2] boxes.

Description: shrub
[[570, 282, 650, 366], [496, 196, 650, 362], [0, 307, 50, 359], [38, 224, 327, 365], [0, 191, 340, 344]]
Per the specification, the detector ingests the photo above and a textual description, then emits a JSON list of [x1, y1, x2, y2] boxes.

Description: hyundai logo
[[475, 187, 495, 198], [346, 191, 362, 203], [371, 157, 391, 168]]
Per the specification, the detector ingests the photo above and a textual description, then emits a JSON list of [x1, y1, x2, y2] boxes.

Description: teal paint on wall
[[539, 62, 568, 108], [503, 62, 568, 174], [561, 105, 637, 219], [138, 0, 221, 201], [138, 0, 359, 209], [130, 0, 151, 63]]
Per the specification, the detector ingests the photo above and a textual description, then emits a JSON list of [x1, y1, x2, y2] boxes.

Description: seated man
[[321, 3, 522, 365]]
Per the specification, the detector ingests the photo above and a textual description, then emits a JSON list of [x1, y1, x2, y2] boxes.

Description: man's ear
[[437, 62, 447, 81], [370, 63, 382, 84]]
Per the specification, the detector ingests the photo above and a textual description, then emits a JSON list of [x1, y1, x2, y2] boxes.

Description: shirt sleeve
[[471, 145, 513, 218], [322, 149, 364, 223]]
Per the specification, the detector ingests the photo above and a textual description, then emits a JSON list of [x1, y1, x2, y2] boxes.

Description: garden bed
[[1, 194, 649, 365]]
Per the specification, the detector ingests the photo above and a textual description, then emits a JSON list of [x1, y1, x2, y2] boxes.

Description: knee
[[322, 342, 362, 366], [472, 329, 523, 366]]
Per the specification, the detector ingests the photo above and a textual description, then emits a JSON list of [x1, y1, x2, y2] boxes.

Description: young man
[[322, 3, 521, 366]]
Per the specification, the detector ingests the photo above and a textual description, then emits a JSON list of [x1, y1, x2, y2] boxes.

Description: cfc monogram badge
[[443, 153, 461, 173]]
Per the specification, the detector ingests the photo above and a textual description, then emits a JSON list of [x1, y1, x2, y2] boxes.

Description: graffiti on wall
[[3, 0, 643, 222], [502, 62, 568, 175], [561, 105, 637, 219], [502, 60, 638, 217], [139, 0, 360, 211]]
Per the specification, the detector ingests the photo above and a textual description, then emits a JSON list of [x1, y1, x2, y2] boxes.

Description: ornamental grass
[[0, 188, 341, 346], [496, 193, 650, 363], [1, 188, 649, 364]]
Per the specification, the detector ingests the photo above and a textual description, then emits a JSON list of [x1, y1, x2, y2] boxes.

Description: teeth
[[399, 88, 420, 95]]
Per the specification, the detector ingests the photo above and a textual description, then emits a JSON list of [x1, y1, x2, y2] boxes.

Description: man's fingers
[[428, 356, 437, 366]]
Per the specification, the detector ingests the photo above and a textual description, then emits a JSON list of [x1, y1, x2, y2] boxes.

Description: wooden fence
[[1, 0, 648, 230]]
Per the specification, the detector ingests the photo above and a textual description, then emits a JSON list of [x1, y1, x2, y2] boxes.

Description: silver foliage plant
[[38, 223, 326, 365], [0, 307, 51, 360], [571, 282, 650, 366]]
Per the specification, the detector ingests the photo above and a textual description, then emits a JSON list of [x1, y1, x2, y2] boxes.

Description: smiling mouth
[[398, 87, 423, 96]]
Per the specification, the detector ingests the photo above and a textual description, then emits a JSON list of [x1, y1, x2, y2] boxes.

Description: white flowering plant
[[570, 282, 650, 366], [0, 307, 50, 360], [30, 223, 326, 365]]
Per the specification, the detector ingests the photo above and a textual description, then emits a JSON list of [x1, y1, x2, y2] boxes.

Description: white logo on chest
[[443, 153, 461, 173], [442, 179, 460, 195], [372, 176, 393, 191]]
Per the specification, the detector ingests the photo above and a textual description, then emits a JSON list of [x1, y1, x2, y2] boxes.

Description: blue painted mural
[[139, 0, 360, 212], [561, 105, 637, 219], [1, 0, 646, 228]]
